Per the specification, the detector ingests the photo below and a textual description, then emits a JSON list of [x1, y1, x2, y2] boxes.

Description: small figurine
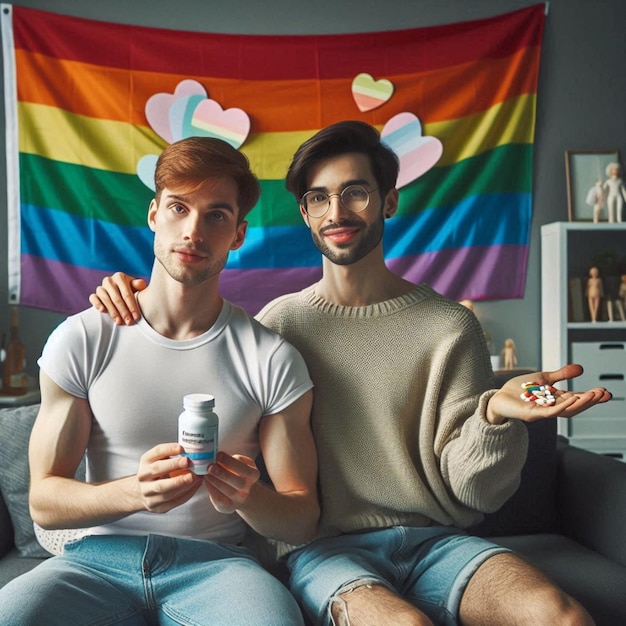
[[604, 275, 626, 322], [586, 266, 604, 322], [501, 338, 517, 370], [585, 179, 605, 223], [603, 162, 626, 223], [620, 275, 626, 311]]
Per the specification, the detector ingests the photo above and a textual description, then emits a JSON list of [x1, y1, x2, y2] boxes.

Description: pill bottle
[[178, 393, 219, 475]]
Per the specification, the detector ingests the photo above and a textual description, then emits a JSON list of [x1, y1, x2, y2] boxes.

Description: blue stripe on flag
[[20, 191, 530, 273], [385, 191, 531, 258], [21, 203, 153, 275]]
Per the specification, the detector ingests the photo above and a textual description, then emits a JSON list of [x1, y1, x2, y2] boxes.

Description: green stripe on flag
[[20, 143, 532, 228]]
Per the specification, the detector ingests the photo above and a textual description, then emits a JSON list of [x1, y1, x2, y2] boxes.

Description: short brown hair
[[285, 121, 399, 202], [154, 137, 260, 221]]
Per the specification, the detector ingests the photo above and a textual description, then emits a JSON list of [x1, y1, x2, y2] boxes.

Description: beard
[[153, 239, 227, 287], [310, 214, 384, 266]]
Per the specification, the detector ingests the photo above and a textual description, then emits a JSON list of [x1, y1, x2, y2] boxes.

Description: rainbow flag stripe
[[2, 3, 545, 314]]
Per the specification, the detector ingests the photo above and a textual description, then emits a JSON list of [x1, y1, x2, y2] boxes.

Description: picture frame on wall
[[565, 149, 621, 222]]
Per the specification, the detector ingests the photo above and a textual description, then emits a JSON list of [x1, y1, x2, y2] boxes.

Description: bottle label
[[180, 425, 218, 475]]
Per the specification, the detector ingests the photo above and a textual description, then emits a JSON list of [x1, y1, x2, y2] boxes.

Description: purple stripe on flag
[[388, 244, 529, 301], [21, 244, 527, 318], [20, 254, 320, 316], [220, 266, 323, 315], [20, 254, 148, 315], [223, 244, 528, 314]]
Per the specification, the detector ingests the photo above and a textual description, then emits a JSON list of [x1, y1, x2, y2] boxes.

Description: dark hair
[[285, 120, 399, 201], [154, 137, 260, 221]]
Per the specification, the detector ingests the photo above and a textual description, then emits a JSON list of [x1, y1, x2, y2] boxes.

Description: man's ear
[[299, 205, 311, 229], [147, 198, 158, 232], [230, 220, 248, 251], [383, 188, 399, 219]]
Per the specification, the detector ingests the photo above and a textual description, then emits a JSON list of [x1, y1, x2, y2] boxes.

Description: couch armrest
[[556, 440, 626, 568], [0, 493, 14, 559]]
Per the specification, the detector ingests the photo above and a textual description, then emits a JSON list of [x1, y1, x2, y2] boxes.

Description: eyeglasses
[[300, 185, 379, 218]]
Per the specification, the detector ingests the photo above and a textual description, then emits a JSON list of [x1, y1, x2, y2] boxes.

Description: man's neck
[[317, 253, 415, 307], [137, 274, 224, 340]]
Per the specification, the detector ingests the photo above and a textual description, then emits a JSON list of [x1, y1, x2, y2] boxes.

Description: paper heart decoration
[[138, 79, 252, 191], [169, 94, 208, 142], [191, 99, 250, 149], [145, 80, 208, 143], [381, 113, 443, 188], [352, 73, 394, 112], [136, 154, 159, 192]]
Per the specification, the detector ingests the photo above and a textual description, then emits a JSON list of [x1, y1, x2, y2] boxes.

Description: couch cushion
[[0, 548, 46, 589], [0, 404, 86, 558], [556, 443, 626, 568], [469, 418, 558, 536], [0, 492, 14, 558], [490, 533, 626, 626], [0, 405, 50, 557]]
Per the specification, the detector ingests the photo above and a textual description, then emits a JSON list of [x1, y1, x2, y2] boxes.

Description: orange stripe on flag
[[16, 46, 541, 132]]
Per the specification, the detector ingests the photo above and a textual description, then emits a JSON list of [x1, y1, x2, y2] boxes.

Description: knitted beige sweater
[[256, 284, 528, 548]]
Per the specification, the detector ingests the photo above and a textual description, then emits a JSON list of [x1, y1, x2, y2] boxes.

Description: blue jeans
[[0, 534, 304, 626], [287, 526, 509, 626]]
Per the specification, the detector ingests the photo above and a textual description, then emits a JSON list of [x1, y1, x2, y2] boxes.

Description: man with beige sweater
[[92, 122, 610, 626]]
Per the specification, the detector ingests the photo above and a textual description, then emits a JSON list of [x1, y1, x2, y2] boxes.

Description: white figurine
[[603, 162, 626, 223], [501, 338, 517, 370], [586, 266, 604, 322], [585, 179, 605, 223]]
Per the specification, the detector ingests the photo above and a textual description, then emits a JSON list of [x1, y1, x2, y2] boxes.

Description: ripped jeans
[[287, 526, 509, 626]]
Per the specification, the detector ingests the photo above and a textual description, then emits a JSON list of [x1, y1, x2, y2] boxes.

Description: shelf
[[541, 221, 626, 456], [0, 376, 40, 407], [0, 388, 40, 406], [568, 321, 626, 330], [551, 222, 626, 230], [567, 437, 626, 461]]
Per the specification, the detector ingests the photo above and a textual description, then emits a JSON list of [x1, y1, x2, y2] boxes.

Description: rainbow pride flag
[[1, 3, 545, 315]]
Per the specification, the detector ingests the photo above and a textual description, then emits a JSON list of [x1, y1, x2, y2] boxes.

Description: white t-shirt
[[38, 301, 312, 544]]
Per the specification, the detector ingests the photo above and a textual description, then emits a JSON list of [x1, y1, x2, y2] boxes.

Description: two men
[[94, 122, 611, 625], [0, 137, 319, 625]]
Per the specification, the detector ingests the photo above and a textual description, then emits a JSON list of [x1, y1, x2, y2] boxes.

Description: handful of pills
[[520, 382, 557, 406]]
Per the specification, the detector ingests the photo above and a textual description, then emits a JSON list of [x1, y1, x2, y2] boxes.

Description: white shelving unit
[[541, 221, 626, 458]]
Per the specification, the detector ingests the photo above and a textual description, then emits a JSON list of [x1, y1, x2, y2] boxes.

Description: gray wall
[[1, 0, 625, 376]]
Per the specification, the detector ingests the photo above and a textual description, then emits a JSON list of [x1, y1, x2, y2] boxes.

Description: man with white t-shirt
[[0, 137, 319, 626]]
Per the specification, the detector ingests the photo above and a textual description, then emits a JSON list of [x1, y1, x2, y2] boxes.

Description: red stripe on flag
[[12, 4, 545, 80]]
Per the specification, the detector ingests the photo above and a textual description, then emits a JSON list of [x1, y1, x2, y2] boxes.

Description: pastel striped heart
[[381, 113, 443, 188], [191, 99, 250, 149], [170, 94, 207, 141], [145, 79, 208, 143], [352, 73, 394, 112], [136, 154, 158, 191]]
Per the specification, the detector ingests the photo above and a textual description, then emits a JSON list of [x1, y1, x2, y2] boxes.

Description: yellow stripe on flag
[[19, 94, 535, 179], [18, 103, 165, 174], [429, 93, 537, 166]]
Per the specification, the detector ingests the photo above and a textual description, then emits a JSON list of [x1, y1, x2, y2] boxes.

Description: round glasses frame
[[300, 185, 380, 218]]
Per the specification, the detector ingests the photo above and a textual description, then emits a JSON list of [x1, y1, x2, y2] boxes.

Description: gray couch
[[0, 404, 57, 586], [1, 404, 626, 625]]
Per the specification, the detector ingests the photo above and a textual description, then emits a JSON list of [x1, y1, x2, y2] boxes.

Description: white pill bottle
[[178, 393, 219, 475]]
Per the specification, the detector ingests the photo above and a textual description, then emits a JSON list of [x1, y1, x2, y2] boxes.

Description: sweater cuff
[[476, 389, 513, 429]]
